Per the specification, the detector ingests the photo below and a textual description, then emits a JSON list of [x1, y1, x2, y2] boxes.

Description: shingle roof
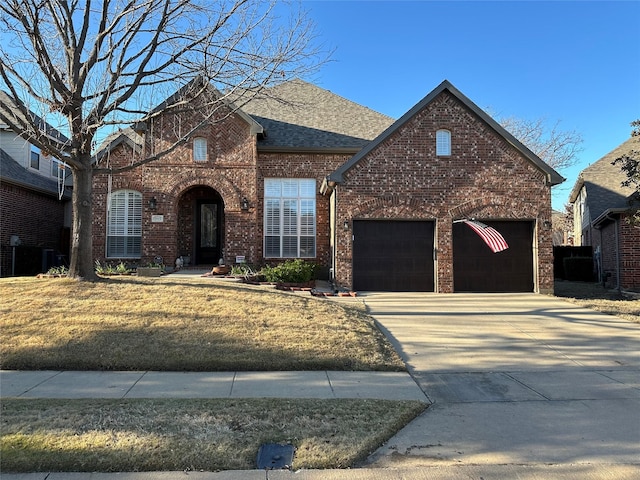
[[0, 91, 70, 148], [327, 80, 565, 186], [0, 148, 71, 199], [569, 135, 639, 220], [241, 79, 394, 150]]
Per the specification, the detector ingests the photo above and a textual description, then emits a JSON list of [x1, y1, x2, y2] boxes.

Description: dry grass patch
[[554, 280, 640, 323], [0, 277, 404, 371], [0, 398, 426, 472]]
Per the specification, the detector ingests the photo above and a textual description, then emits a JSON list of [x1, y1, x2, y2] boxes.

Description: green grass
[[0, 276, 404, 371], [1, 398, 426, 472]]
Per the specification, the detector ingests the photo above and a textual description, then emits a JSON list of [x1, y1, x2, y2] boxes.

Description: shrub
[[261, 259, 317, 283]]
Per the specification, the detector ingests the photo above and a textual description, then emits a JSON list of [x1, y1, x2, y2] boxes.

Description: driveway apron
[[362, 293, 640, 467]]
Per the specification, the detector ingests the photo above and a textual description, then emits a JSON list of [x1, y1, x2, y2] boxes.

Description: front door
[[196, 199, 221, 264]]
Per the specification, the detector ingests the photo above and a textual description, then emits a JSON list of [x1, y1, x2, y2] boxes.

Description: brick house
[[570, 136, 640, 291], [93, 79, 563, 293], [0, 92, 72, 277]]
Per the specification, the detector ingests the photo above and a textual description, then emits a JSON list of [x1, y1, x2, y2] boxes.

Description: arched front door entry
[[196, 198, 222, 264], [177, 186, 224, 265]]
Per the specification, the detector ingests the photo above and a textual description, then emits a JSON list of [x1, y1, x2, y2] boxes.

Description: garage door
[[453, 220, 534, 292], [353, 220, 435, 291]]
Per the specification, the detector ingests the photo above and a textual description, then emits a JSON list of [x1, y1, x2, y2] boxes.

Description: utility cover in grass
[[257, 443, 295, 469]]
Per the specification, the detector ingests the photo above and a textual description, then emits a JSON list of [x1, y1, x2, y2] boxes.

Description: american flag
[[459, 220, 509, 253]]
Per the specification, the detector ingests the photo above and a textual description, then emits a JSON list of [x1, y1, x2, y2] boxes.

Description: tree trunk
[[68, 160, 98, 281]]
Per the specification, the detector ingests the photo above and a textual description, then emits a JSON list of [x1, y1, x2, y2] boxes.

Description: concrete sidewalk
[[0, 370, 427, 401], [5, 464, 640, 480]]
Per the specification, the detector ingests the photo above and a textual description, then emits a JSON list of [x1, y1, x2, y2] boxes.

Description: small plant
[[94, 260, 106, 274], [261, 259, 317, 284], [95, 260, 133, 275], [46, 265, 68, 276], [231, 263, 257, 276], [115, 262, 131, 274]]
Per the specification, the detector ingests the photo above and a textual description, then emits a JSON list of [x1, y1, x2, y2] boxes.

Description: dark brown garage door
[[353, 220, 435, 291], [453, 220, 534, 292]]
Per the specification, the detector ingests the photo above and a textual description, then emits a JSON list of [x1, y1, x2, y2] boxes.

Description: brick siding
[[92, 89, 555, 293], [1, 182, 68, 275], [333, 91, 554, 293]]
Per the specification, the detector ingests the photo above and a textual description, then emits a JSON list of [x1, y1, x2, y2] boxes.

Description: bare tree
[[497, 115, 584, 172], [0, 0, 326, 280]]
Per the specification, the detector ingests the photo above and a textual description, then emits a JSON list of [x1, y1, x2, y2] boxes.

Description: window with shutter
[[264, 178, 316, 258], [106, 190, 142, 258]]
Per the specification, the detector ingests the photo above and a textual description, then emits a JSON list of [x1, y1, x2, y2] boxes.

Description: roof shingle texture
[[579, 135, 638, 219], [0, 148, 70, 198], [241, 79, 394, 149]]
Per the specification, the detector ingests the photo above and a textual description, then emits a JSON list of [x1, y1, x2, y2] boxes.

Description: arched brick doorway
[[177, 186, 225, 266]]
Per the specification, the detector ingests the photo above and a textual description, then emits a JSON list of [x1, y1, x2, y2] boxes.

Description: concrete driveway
[[360, 293, 640, 469]]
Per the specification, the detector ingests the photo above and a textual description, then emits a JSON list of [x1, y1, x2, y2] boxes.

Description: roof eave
[[0, 176, 72, 199], [257, 146, 362, 155], [568, 175, 585, 203], [592, 208, 629, 228]]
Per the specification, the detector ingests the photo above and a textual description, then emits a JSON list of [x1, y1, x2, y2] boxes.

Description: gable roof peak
[[326, 80, 564, 186]]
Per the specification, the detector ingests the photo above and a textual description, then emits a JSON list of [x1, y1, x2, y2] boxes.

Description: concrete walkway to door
[[361, 293, 640, 470]]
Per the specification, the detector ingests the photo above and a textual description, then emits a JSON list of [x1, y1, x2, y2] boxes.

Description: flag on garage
[[456, 219, 509, 253]]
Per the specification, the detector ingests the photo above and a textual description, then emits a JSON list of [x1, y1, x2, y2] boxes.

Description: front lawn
[[0, 276, 404, 371], [1, 398, 426, 472], [0, 276, 419, 473]]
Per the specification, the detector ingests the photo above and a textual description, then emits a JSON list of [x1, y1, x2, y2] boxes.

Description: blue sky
[[301, 0, 640, 210]]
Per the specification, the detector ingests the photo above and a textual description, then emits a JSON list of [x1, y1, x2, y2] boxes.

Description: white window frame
[[51, 158, 68, 177], [193, 137, 208, 162], [436, 129, 451, 156], [264, 178, 316, 258], [106, 190, 142, 258], [30, 149, 40, 170]]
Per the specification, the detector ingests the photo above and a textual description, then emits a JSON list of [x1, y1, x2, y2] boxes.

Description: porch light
[[148, 196, 157, 210], [241, 197, 249, 211], [343, 220, 349, 231]]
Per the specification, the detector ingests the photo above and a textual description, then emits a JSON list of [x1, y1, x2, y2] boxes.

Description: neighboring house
[[93, 79, 563, 293], [0, 91, 72, 277], [569, 136, 640, 291]]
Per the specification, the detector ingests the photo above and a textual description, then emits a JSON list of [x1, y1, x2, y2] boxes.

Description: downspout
[[331, 185, 337, 286], [322, 177, 338, 288]]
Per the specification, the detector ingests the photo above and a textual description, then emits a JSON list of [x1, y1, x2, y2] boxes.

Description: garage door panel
[[353, 220, 434, 292], [453, 221, 534, 292]]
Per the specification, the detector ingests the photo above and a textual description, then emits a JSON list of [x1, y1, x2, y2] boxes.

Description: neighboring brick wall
[[334, 91, 554, 293], [620, 214, 640, 291], [0, 182, 67, 276], [590, 215, 640, 292]]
